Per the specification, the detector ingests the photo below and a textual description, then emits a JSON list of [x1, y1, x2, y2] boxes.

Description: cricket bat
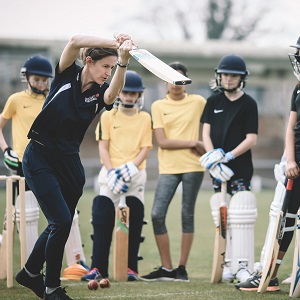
[[289, 209, 300, 297], [211, 182, 227, 283], [0, 217, 7, 279], [114, 33, 192, 85], [113, 195, 129, 281], [258, 179, 293, 293]]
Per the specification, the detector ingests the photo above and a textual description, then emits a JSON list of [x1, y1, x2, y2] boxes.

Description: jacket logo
[[214, 109, 223, 114], [85, 94, 99, 103]]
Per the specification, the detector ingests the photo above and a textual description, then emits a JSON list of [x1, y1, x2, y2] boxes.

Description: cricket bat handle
[[119, 195, 127, 208], [221, 182, 227, 205]]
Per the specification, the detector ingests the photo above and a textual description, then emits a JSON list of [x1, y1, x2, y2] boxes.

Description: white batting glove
[[199, 148, 225, 169], [106, 170, 129, 194], [274, 161, 286, 184], [3, 147, 19, 171], [209, 163, 234, 183], [111, 178, 129, 194], [221, 151, 235, 163], [115, 162, 139, 182]]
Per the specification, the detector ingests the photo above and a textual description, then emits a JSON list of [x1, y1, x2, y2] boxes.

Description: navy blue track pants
[[22, 140, 85, 287]]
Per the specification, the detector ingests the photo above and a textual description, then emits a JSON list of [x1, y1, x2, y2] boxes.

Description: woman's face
[[88, 56, 117, 85]]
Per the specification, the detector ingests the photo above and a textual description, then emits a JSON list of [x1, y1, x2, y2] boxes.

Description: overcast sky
[[0, 0, 299, 47]]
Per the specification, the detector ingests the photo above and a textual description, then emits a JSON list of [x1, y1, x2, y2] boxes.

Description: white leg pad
[[228, 191, 257, 274], [210, 192, 232, 267], [65, 209, 86, 266], [259, 181, 286, 269], [15, 191, 39, 259]]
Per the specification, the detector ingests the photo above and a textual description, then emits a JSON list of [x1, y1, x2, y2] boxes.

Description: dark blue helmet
[[123, 70, 144, 92], [215, 55, 249, 92], [215, 54, 248, 77], [20, 55, 53, 79]]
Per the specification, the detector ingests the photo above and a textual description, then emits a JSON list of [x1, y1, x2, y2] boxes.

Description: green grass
[[0, 188, 295, 299]]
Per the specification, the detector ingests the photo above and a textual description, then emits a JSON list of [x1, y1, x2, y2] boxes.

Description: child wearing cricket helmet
[[1, 55, 53, 175], [200, 54, 258, 283], [82, 70, 152, 282], [0, 55, 52, 264]]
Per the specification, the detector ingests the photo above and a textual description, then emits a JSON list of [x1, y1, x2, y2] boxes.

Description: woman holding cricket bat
[[15, 33, 134, 300], [141, 62, 206, 282], [81, 70, 152, 282]]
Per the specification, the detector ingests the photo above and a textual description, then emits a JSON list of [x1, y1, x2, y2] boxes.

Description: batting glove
[[221, 151, 235, 163], [115, 162, 139, 182], [106, 170, 129, 194], [274, 161, 286, 184], [199, 148, 225, 169], [3, 147, 19, 171], [209, 163, 234, 183]]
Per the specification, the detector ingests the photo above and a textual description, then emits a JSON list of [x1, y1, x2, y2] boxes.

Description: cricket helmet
[[290, 36, 300, 49], [20, 55, 53, 81], [122, 70, 145, 92], [215, 54, 248, 77], [215, 54, 249, 92], [114, 70, 145, 110], [289, 37, 300, 81]]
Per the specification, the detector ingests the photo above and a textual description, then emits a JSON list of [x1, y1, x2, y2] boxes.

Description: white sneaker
[[235, 262, 251, 283], [282, 274, 291, 285], [236, 267, 251, 283], [222, 266, 234, 281], [0, 234, 2, 245], [253, 262, 263, 274]]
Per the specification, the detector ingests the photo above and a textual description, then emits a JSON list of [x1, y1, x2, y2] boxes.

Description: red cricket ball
[[99, 278, 110, 288], [87, 279, 99, 290]]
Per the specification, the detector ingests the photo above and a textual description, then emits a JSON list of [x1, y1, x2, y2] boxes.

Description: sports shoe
[[174, 265, 189, 282], [140, 267, 176, 282], [44, 287, 73, 300], [80, 268, 102, 281], [235, 263, 251, 283], [78, 260, 90, 271], [16, 268, 45, 299], [235, 273, 280, 292], [222, 265, 234, 281], [282, 274, 292, 285], [253, 262, 263, 274], [128, 268, 139, 281]]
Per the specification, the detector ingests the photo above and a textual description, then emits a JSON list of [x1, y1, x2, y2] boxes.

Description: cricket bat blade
[[113, 32, 191, 85], [211, 182, 227, 283], [258, 179, 293, 293], [129, 49, 192, 85], [113, 195, 129, 281]]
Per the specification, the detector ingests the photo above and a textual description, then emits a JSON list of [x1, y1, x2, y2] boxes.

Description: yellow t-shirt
[[151, 93, 206, 174], [95, 108, 153, 169], [1, 91, 45, 161]]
